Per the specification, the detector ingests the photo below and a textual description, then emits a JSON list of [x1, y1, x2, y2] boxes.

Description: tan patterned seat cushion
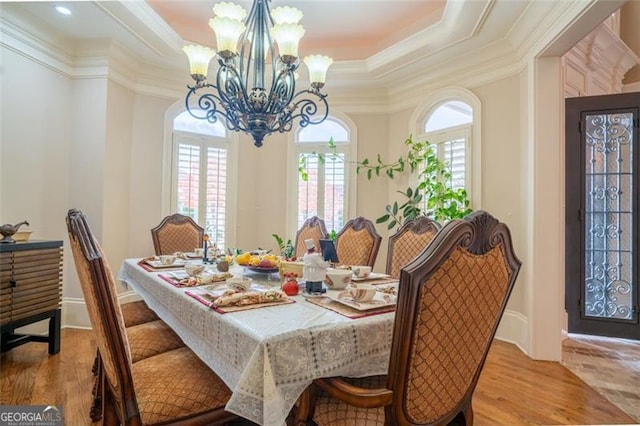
[[121, 300, 159, 328], [127, 320, 185, 363], [132, 347, 232, 425], [313, 376, 387, 426]]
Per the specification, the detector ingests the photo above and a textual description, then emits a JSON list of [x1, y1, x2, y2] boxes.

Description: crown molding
[[623, 81, 640, 92], [366, 0, 494, 79], [0, 15, 73, 77], [94, 1, 183, 57]]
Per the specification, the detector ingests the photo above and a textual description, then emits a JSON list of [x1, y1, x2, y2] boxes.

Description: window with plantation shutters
[[423, 100, 473, 198], [172, 111, 234, 250], [293, 117, 353, 236], [428, 127, 470, 192], [412, 90, 481, 211]]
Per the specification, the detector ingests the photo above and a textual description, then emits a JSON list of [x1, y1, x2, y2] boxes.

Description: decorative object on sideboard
[[182, 0, 333, 148], [0, 221, 30, 244]]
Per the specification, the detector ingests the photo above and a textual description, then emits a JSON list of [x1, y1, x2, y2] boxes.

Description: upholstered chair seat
[[312, 376, 387, 425], [126, 320, 185, 363], [120, 300, 159, 327], [131, 347, 232, 425]]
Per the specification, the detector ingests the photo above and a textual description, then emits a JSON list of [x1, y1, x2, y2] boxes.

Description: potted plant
[[299, 136, 472, 229]]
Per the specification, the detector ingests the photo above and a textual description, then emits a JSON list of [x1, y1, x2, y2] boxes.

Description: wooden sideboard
[[0, 240, 63, 354]]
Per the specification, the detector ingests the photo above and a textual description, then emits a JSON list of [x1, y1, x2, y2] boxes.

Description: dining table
[[118, 258, 397, 426]]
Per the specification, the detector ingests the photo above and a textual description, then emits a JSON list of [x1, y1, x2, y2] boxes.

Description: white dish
[[351, 272, 391, 282], [145, 259, 187, 268], [327, 289, 396, 311]]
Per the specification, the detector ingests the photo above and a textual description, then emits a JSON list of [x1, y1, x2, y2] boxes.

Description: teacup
[[194, 248, 205, 257], [185, 263, 205, 276], [325, 268, 352, 290], [351, 266, 372, 279], [347, 284, 377, 302], [159, 255, 177, 265]]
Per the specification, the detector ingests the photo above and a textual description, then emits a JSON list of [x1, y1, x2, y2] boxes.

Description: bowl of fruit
[[236, 251, 281, 273]]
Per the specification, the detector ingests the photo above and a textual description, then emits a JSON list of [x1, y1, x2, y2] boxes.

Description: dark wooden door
[[566, 92, 640, 340]]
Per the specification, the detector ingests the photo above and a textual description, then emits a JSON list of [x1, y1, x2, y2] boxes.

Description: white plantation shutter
[[205, 147, 227, 248], [323, 154, 345, 232], [295, 118, 351, 234], [442, 137, 466, 190], [426, 125, 470, 193], [173, 131, 229, 249], [298, 154, 319, 226], [176, 144, 202, 222]]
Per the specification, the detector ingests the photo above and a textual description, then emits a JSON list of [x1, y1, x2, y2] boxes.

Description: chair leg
[[293, 385, 317, 426], [89, 351, 103, 421], [102, 384, 119, 426], [463, 402, 474, 425]]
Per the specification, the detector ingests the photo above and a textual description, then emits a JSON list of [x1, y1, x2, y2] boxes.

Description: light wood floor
[[0, 329, 636, 425]]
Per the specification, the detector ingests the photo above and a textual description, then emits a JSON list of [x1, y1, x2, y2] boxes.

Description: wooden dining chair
[[385, 216, 441, 279], [293, 216, 329, 259], [334, 217, 382, 267], [296, 211, 522, 425], [89, 305, 185, 421], [67, 209, 238, 426], [151, 213, 204, 255]]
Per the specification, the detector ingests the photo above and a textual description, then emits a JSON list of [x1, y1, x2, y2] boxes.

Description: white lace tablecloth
[[118, 259, 395, 426]]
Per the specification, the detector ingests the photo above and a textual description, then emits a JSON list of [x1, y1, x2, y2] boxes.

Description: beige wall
[[127, 93, 174, 258], [103, 81, 134, 285], [474, 75, 525, 316]]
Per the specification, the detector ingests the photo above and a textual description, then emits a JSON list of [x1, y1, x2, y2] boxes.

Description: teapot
[[0, 221, 29, 244]]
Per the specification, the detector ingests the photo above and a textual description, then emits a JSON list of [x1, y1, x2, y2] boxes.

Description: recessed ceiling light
[[55, 6, 71, 16]]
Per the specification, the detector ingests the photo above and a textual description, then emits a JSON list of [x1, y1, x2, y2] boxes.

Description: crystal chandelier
[[183, 0, 333, 147]]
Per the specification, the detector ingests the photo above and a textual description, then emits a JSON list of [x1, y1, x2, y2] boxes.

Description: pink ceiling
[[147, 0, 446, 60]]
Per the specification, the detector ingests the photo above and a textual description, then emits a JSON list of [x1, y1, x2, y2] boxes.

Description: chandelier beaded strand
[[183, 0, 333, 147]]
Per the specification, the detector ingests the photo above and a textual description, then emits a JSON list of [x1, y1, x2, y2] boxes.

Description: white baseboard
[[60, 291, 143, 329], [495, 309, 529, 355]]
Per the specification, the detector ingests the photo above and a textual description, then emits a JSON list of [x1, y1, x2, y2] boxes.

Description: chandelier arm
[[286, 90, 330, 128], [265, 67, 296, 116], [185, 84, 238, 126], [215, 63, 252, 131]]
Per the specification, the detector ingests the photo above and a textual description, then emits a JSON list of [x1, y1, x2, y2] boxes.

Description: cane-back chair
[[151, 213, 204, 255], [299, 211, 521, 425], [293, 216, 329, 259], [386, 216, 441, 279], [67, 209, 237, 425], [335, 217, 382, 267]]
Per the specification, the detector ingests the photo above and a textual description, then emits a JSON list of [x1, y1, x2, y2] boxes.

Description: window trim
[[410, 87, 482, 208], [286, 112, 358, 239], [162, 102, 239, 249]]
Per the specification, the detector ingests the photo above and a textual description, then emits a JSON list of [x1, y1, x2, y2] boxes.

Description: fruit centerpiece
[[236, 252, 281, 272]]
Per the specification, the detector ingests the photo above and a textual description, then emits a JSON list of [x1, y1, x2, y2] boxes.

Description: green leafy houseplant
[[298, 136, 472, 230]]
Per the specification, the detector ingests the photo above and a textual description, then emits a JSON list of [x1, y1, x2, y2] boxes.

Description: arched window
[[288, 115, 357, 237], [411, 88, 481, 208], [170, 111, 236, 249]]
